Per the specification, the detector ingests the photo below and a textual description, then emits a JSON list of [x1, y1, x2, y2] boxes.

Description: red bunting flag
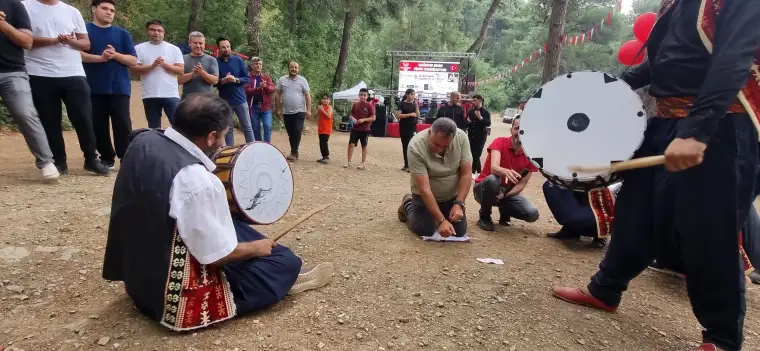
[[606, 12, 612, 26]]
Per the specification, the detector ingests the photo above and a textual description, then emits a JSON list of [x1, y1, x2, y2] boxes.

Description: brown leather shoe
[[552, 286, 617, 313]]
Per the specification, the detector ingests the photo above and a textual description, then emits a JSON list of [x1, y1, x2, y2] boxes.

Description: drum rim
[[520, 70, 646, 188], [228, 141, 294, 225]]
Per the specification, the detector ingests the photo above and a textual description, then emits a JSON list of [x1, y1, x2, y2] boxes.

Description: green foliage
[[0, 102, 73, 131]]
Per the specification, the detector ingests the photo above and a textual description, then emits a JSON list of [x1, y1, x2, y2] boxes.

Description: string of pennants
[[469, 0, 622, 88]]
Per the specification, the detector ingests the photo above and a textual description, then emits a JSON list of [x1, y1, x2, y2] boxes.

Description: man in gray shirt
[[275, 61, 311, 161], [178, 31, 218, 99]]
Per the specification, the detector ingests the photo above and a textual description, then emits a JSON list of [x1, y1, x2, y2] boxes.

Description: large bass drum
[[519, 71, 647, 191], [212, 142, 294, 224]]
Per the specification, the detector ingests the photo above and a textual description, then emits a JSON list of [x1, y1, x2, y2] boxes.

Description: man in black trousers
[[466, 94, 490, 174]]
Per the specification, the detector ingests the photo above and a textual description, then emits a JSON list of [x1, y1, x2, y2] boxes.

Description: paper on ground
[[476, 258, 504, 265], [422, 232, 472, 242]]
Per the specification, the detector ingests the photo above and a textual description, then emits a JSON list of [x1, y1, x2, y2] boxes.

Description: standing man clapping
[[81, 0, 137, 169], [216, 37, 254, 145]]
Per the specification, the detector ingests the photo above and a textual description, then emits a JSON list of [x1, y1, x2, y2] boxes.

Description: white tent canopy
[[332, 81, 367, 101], [332, 81, 383, 102]]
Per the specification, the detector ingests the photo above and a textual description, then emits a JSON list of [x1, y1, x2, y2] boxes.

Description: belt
[[655, 96, 746, 118]]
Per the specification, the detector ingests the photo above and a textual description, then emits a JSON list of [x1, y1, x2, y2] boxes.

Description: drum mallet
[[568, 155, 666, 173], [271, 204, 331, 242]]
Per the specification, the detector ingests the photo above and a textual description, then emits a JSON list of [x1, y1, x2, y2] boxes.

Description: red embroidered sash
[[160, 228, 237, 331], [588, 188, 615, 239], [697, 0, 760, 134]]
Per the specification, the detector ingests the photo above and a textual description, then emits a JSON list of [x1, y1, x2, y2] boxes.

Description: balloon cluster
[[617, 12, 656, 66]]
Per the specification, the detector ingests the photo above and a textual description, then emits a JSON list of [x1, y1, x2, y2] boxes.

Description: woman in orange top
[[316, 93, 334, 164]]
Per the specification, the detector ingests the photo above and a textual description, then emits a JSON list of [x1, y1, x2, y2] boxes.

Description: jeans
[[0, 72, 54, 168], [319, 134, 330, 158], [402, 194, 468, 237], [91, 94, 132, 163], [587, 116, 756, 351], [473, 174, 540, 222], [225, 103, 254, 146], [251, 105, 273, 142], [283, 112, 305, 156], [143, 97, 179, 129], [29, 75, 98, 165]]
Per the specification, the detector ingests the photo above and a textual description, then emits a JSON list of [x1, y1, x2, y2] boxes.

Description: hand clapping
[[57, 33, 76, 45], [102, 45, 116, 61], [152, 56, 164, 67], [192, 63, 204, 74]]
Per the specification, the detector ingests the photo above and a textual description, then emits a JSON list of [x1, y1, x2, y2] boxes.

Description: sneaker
[[477, 216, 495, 231], [356, 163, 366, 170], [398, 194, 412, 222], [343, 162, 351, 168], [288, 262, 334, 295], [401, 166, 409, 172], [40, 163, 60, 180], [55, 163, 69, 175], [101, 160, 115, 170], [286, 154, 298, 162], [321, 158, 329, 164], [84, 160, 110, 175]]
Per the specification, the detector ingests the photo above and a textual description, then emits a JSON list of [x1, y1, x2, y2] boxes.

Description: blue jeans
[[225, 103, 254, 146], [250, 105, 272, 142], [143, 97, 179, 129]]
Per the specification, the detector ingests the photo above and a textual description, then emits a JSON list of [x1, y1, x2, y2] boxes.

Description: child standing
[[316, 94, 334, 164], [345, 88, 376, 170]]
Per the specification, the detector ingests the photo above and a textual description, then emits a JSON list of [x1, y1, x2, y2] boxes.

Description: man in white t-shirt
[[22, 0, 110, 175], [131, 19, 183, 128]]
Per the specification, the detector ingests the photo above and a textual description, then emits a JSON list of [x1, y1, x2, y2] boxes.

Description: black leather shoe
[[84, 160, 110, 175], [477, 217, 495, 231]]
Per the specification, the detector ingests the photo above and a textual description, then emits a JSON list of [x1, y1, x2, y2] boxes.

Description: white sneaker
[[40, 163, 59, 180], [343, 163, 351, 168], [288, 262, 334, 295]]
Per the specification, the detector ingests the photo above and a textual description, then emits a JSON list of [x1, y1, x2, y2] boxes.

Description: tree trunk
[[332, 11, 356, 90], [288, 0, 300, 35], [186, 0, 203, 35], [246, 0, 263, 56], [466, 0, 501, 53], [541, 0, 568, 84]]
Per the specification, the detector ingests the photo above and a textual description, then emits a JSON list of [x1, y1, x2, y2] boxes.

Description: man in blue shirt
[[215, 37, 253, 145], [81, 0, 137, 169]]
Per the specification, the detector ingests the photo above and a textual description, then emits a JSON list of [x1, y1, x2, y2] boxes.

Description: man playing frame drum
[[397, 118, 472, 237], [101, 93, 333, 331], [553, 1, 760, 350]]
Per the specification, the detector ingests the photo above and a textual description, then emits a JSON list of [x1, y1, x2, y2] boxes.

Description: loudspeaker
[[371, 105, 387, 137]]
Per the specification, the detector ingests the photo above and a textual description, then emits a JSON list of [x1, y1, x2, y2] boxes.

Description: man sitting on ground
[[473, 116, 539, 231], [102, 93, 333, 331], [397, 118, 472, 237]]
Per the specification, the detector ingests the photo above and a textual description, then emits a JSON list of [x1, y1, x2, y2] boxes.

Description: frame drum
[[519, 71, 648, 191], [212, 142, 294, 224]]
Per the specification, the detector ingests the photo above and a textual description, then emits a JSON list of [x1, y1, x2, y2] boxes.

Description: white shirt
[[165, 128, 238, 265], [135, 41, 184, 99], [22, 0, 87, 77]]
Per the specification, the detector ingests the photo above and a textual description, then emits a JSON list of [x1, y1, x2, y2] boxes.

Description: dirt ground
[[1, 83, 759, 351]]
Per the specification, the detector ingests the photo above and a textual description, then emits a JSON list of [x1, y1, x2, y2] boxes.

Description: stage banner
[[398, 61, 460, 99]]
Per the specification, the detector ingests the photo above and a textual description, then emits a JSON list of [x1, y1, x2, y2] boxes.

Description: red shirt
[[475, 136, 538, 185], [351, 101, 375, 132]]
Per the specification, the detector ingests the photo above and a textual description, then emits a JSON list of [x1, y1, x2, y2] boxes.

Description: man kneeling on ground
[[397, 118, 472, 237], [102, 93, 333, 331], [473, 116, 539, 231]]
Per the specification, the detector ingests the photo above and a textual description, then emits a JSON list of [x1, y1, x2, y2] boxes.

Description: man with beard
[[275, 61, 311, 161], [81, 0, 137, 170], [102, 93, 334, 331], [132, 20, 184, 128], [466, 94, 490, 174], [436, 91, 466, 131], [215, 37, 253, 145], [552, 0, 760, 349]]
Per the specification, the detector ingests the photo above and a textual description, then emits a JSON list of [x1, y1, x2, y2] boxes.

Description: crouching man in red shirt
[[473, 116, 539, 231]]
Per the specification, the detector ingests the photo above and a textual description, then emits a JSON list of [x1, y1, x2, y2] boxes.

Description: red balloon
[[618, 39, 647, 66], [633, 12, 657, 42]]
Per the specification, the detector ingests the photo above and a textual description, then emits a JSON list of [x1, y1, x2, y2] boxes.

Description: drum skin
[[519, 71, 647, 191], [212, 142, 294, 224]]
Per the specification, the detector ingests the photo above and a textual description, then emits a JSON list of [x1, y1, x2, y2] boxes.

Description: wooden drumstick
[[271, 204, 331, 242], [568, 155, 666, 173]]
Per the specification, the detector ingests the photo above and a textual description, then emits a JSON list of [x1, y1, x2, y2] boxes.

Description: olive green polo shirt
[[408, 128, 472, 201]]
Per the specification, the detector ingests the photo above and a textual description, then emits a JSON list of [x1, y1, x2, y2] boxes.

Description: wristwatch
[[454, 200, 466, 209]]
